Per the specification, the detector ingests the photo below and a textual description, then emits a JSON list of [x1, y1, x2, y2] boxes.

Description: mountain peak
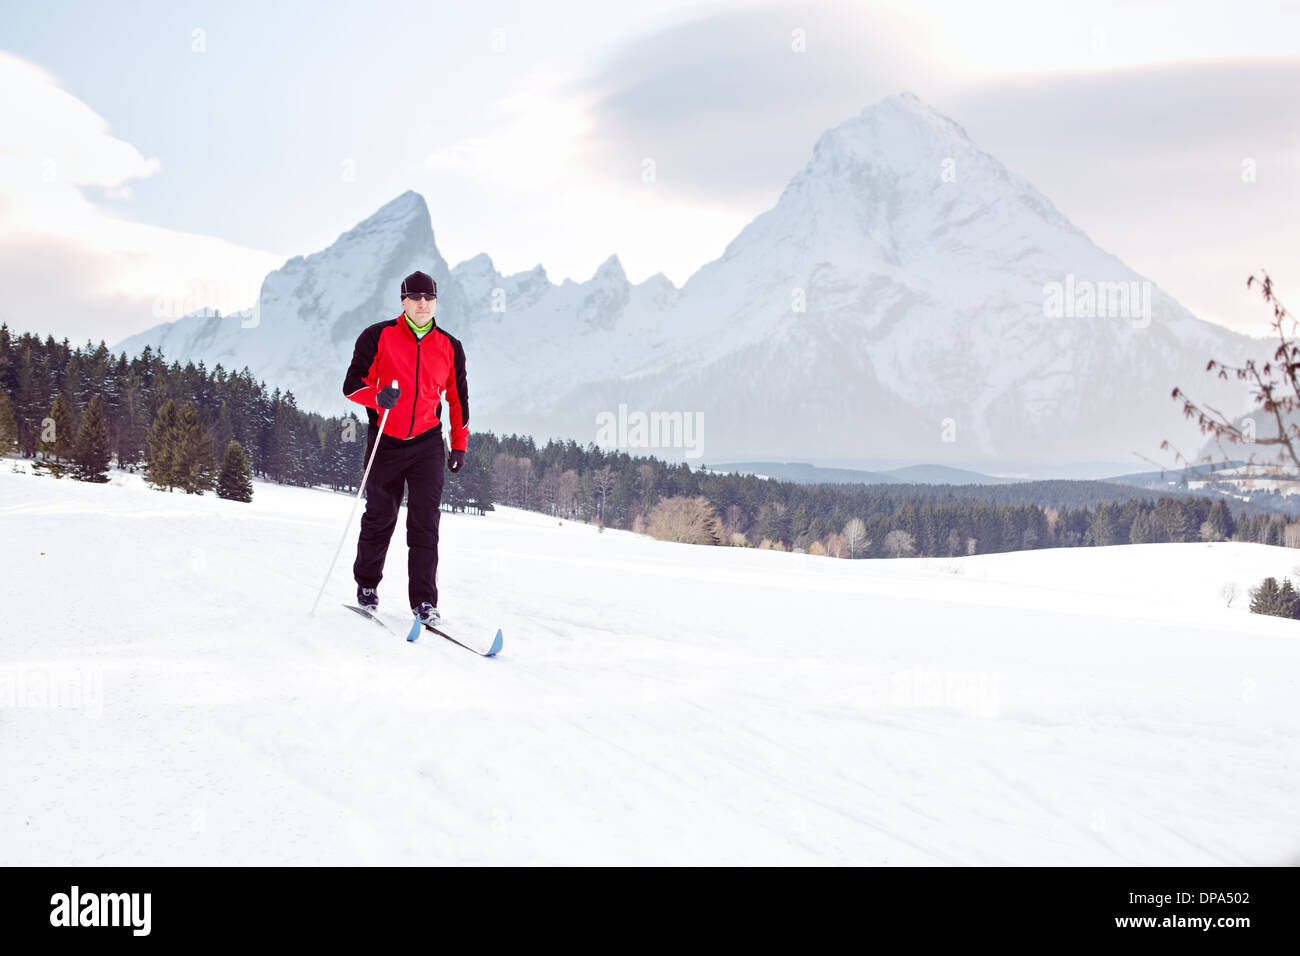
[[742, 88, 1078, 261], [361, 190, 429, 227], [593, 254, 627, 285], [452, 252, 497, 275], [870, 90, 928, 116], [325, 191, 434, 258], [637, 271, 676, 290], [873, 90, 939, 116], [807, 92, 976, 170]]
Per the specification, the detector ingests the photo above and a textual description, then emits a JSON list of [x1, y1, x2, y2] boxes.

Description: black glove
[[377, 385, 400, 410], [447, 449, 465, 473]]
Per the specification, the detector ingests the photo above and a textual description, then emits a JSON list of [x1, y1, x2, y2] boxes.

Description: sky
[[0, 0, 1297, 346]]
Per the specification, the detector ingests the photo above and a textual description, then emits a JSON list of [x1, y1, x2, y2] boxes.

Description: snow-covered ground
[[1, 460, 1297, 865]]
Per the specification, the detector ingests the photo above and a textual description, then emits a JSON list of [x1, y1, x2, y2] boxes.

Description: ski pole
[[309, 379, 399, 616]]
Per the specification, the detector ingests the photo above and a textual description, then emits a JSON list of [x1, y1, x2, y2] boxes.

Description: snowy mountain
[[533, 91, 1259, 465], [111, 93, 1258, 467], [113, 191, 471, 416]]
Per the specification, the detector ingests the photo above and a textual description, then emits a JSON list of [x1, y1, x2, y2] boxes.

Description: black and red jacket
[[342, 315, 469, 450]]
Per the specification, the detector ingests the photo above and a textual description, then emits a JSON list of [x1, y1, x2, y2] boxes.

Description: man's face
[[403, 293, 436, 322]]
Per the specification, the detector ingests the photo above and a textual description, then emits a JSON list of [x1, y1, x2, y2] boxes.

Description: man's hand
[[447, 449, 465, 473], [377, 385, 400, 409]]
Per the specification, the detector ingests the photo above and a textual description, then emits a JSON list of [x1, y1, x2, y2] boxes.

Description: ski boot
[[413, 601, 441, 630]]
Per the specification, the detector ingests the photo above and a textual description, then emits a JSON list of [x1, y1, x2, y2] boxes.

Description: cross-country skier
[[341, 270, 468, 629]]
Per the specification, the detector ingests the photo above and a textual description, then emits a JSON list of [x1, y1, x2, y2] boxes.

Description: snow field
[[1, 462, 1296, 864]]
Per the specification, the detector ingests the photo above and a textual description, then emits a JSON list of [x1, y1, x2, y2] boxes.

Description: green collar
[[404, 311, 435, 336]]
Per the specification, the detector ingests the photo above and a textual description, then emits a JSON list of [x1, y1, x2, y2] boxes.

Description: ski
[[418, 621, 504, 657], [345, 603, 501, 655], [342, 603, 422, 641]]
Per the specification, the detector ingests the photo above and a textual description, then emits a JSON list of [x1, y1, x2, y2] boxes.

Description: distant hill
[[710, 461, 1019, 485]]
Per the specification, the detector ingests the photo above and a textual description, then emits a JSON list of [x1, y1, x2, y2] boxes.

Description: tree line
[[1, 326, 356, 488], [472, 431, 1294, 556], [5, 325, 1296, 556], [0, 326, 490, 508]]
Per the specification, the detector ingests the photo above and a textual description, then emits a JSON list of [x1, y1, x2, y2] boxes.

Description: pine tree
[[790, 503, 812, 547], [0, 322, 11, 393], [0, 388, 18, 456], [1280, 579, 1300, 620], [105, 352, 127, 449], [172, 401, 215, 494], [61, 352, 85, 421], [73, 394, 112, 482], [1204, 498, 1232, 539], [14, 341, 39, 455], [758, 502, 789, 547], [1266, 516, 1286, 547], [216, 440, 253, 502], [1249, 577, 1299, 619], [1129, 509, 1153, 544], [113, 367, 147, 469], [336, 415, 368, 491], [462, 453, 494, 514], [213, 400, 236, 455], [1090, 501, 1122, 546], [34, 393, 74, 478], [443, 467, 469, 512], [145, 399, 180, 491], [267, 399, 295, 483]]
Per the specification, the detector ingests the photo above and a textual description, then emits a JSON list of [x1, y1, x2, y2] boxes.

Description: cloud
[[417, 2, 942, 285], [423, 70, 601, 194], [566, 1, 943, 206], [418, 65, 762, 285], [0, 52, 160, 199], [0, 50, 283, 346]]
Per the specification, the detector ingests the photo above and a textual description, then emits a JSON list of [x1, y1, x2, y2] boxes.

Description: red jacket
[[342, 315, 469, 450]]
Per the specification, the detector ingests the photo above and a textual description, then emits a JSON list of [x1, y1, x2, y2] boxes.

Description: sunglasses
[[404, 292, 436, 301]]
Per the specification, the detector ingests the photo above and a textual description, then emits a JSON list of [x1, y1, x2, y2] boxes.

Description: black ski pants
[[352, 425, 445, 609]]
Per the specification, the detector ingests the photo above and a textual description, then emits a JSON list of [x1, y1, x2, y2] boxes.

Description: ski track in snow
[[1, 462, 1298, 865]]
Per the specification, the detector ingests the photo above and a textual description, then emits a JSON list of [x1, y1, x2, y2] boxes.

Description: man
[[341, 270, 468, 629]]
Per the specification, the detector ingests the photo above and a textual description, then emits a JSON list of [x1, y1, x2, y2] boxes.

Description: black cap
[[400, 271, 437, 297]]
